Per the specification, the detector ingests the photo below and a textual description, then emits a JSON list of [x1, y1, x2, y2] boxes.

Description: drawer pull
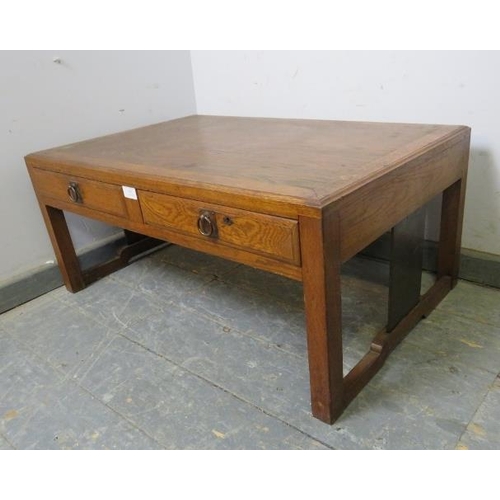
[[67, 182, 82, 203], [197, 210, 218, 238]]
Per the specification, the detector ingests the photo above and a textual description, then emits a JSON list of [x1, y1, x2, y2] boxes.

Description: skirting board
[[361, 233, 500, 289], [1, 234, 499, 315], [0, 235, 167, 315]]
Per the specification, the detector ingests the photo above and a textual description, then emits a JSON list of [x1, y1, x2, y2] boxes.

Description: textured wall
[[191, 51, 500, 256], [0, 50, 196, 282]]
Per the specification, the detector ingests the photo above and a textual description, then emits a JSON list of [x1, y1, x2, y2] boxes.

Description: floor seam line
[[402, 337, 500, 376], [164, 300, 307, 360], [213, 275, 306, 312], [0, 430, 16, 450], [454, 377, 498, 448], [432, 308, 500, 330], [1, 333, 166, 449], [69, 378, 167, 450], [114, 329, 335, 450]]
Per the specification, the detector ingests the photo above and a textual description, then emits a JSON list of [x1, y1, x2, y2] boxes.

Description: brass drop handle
[[67, 182, 82, 203], [197, 210, 218, 238]]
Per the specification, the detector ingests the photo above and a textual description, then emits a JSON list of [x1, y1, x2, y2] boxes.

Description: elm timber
[[25, 115, 471, 424]]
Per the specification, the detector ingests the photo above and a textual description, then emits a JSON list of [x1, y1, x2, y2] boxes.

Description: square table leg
[[300, 173, 467, 424], [300, 210, 344, 424], [437, 175, 468, 288], [39, 204, 86, 292], [38, 203, 165, 293], [387, 207, 425, 331]]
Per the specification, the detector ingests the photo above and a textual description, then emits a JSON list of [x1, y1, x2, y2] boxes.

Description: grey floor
[[1, 244, 499, 450]]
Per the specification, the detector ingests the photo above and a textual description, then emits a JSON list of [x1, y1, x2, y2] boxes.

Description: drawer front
[[139, 191, 300, 265], [31, 168, 128, 218]]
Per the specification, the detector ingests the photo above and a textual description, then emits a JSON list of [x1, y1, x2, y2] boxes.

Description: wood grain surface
[[140, 191, 300, 265], [26, 115, 469, 218], [25, 114, 471, 424], [30, 167, 128, 218]]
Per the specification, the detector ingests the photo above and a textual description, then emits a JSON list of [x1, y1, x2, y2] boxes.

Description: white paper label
[[122, 186, 137, 200]]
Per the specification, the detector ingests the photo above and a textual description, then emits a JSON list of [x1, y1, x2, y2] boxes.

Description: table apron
[[36, 193, 304, 282], [336, 136, 470, 263]]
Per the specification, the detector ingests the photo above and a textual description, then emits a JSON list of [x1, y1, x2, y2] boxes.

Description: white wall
[[0, 50, 196, 283], [2, 50, 499, 285], [191, 51, 500, 257]]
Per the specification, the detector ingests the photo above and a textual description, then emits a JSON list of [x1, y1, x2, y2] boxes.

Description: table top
[[27, 115, 468, 210]]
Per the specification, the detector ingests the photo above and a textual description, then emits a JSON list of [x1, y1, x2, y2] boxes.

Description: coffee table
[[25, 115, 470, 423]]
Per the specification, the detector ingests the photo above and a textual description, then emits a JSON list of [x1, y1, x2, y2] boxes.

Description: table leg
[[387, 207, 425, 331], [39, 204, 85, 293], [437, 176, 467, 288], [39, 204, 166, 293], [300, 211, 344, 424], [304, 183, 466, 423]]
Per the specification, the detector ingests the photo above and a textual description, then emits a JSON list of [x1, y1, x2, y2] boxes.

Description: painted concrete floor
[[1, 245, 499, 450]]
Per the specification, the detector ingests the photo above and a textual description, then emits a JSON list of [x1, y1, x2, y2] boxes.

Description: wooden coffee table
[[25, 115, 470, 423]]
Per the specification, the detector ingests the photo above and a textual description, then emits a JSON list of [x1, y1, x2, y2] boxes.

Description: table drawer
[[139, 191, 301, 265], [30, 168, 128, 218]]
